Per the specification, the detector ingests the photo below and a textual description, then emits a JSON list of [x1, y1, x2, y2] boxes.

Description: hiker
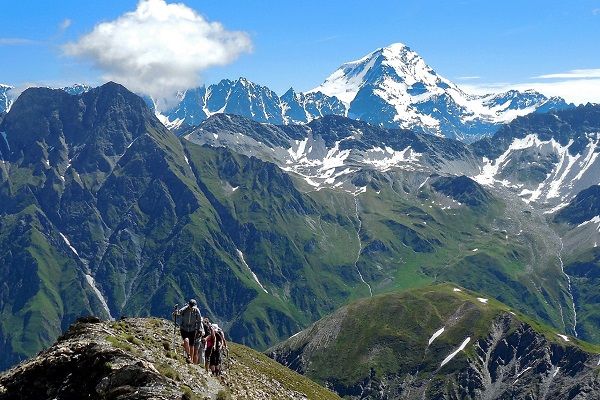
[[209, 323, 227, 376], [202, 317, 215, 372], [199, 317, 212, 367], [173, 299, 203, 364]]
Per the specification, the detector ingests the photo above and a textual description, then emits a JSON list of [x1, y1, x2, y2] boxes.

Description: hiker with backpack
[[173, 299, 204, 364], [209, 323, 227, 376], [201, 317, 215, 372]]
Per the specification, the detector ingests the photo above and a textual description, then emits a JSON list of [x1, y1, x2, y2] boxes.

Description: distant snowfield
[[280, 133, 423, 192], [472, 132, 600, 207]]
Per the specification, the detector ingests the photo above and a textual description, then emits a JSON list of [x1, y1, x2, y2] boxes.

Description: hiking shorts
[[180, 329, 197, 346], [205, 346, 214, 363], [210, 347, 221, 366]]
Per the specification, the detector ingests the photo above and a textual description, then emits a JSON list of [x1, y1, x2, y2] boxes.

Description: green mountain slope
[[269, 284, 600, 399], [0, 83, 591, 372], [0, 84, 365, 369]]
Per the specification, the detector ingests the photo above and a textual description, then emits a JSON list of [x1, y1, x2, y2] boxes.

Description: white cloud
[[455, 76, 480, 81], [60, 19, 72, 31], [63, 0, 252, 108], [460, 79, 600, 105], [533, 69, 600, 79]]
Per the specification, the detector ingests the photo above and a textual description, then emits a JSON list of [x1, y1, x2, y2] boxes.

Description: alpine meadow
[[0, 1, 599, 399]]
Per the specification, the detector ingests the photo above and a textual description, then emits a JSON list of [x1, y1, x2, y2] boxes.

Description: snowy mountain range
[[188, 104, 600, 213], [311, 43, 571, 141], [1, 44, 572, 141], [157, 43, 571, 141], [151, 78, 346, 129]]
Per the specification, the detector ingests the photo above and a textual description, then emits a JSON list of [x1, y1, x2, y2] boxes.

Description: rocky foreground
[[0, 317, 339, 400]]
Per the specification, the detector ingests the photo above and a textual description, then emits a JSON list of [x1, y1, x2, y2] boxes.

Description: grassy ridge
[[270, 284, 600, 397]]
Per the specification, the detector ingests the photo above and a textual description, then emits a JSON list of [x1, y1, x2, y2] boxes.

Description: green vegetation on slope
[[269, 284, 600, 399]]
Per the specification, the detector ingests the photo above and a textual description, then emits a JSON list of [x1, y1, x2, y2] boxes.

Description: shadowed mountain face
[[430, 175, 492, 208], [555, 185, 600, 225], [269, 285, 600, 400]]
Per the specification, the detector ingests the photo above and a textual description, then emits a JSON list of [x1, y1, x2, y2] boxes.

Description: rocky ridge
[[0, 317, 339, 400]]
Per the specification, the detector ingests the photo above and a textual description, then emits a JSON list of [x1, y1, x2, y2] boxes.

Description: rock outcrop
[[0, 317, 339, 400]]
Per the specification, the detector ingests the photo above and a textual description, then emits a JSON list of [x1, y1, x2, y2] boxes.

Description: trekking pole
[[172, 304, 178, 357]]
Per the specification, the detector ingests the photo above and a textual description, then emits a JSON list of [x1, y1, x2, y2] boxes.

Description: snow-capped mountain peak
[[2, 44, 570, 142], [310, 43, 571, 141], [311, 43, 459, 107]]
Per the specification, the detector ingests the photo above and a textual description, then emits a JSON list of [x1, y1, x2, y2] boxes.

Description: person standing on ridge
[[202, 317, 215, 372], [173, 299, 203, 363], [210, 323, 227, 376]]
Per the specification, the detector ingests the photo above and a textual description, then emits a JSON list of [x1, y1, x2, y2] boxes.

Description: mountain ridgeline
[[148, 43, 572, 142], [269, 285, 600, 399], [1, 44, 573, 143], [0, 82, 599, 399], [0, 317, 340, 400]]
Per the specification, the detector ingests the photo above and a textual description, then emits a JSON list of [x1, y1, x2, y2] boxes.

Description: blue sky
[[1, 0, 599, 103]]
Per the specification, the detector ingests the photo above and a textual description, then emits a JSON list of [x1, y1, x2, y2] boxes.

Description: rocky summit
[[0, 317, 339, 400]]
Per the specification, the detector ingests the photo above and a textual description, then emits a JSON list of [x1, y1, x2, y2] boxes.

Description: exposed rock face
[[0, 317, 339, 400]]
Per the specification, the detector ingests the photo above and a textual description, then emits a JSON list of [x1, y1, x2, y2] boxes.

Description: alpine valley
[[1, 44, 599, 400]]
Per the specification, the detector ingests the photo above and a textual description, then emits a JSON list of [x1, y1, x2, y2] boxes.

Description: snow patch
[[60, 233, 79, 257], [362, 146, 421, 172], [477, 297, 489, 304], [440, 337, 471, 368], [515, 366, 532, 379], [289, 331, 301, 340], [237, 249, 268, 294], [544, 202, 570, 214], [577, 215, 600, 231], [85, 274, 113, 320], [556, 334, 570, 342], [453, 288, 462, 292], [428, 327, 445, 346]]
